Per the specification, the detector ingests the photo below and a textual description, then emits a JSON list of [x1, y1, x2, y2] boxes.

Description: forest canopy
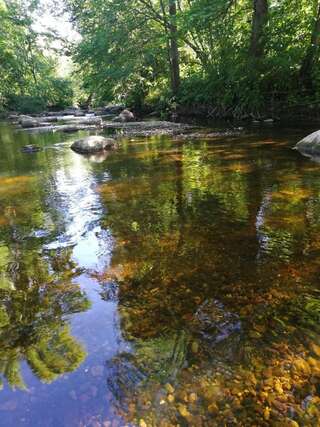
[[0, 0, 73, 113], [1, 0, 320, 117]]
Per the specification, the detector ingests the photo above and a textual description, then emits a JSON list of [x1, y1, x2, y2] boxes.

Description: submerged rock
[[295, 130, 320, 157], [71, 136, 116, 154], [21, 145, 41, 153], [195, 299, 241, 344]]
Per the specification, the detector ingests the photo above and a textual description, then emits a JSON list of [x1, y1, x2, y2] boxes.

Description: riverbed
[[1, 121, 320, 426]]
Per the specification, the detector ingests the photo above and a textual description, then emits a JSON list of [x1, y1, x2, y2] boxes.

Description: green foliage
[[0, 0, 74, 112], [6, 95, 46, 114], [64, 0, 320, 117]]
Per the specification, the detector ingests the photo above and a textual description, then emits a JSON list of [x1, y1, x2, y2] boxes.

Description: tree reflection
[[0, 139, 96, 391], [0, 248, 91, 390]]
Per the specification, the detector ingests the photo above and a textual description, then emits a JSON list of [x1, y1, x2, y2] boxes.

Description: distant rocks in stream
[[71, 136, 116, 154], [18, 115, 42, 128], [103, 104, 126, 115], [295, 130, 320, 158], [113, 109, 135, 123]]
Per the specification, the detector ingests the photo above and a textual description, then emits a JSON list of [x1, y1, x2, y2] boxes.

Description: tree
[[168, 0, 180, 95], [0, 0, 73, 112], [300, 0, 320, 91], [250, 0, 269, 59]]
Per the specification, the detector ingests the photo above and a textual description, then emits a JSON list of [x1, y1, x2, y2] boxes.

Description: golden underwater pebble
[[280, 419, 300, 427], [208, 403, 219, 414], [263, 407, 271, 420], [167, 394, 175, 403], [165, 383, 175, 394], [178, 404, 191, 418], [307, 357, 318, 368], [292, 358, 311, 376], [274, 381, 283, 394], [189, 393, 197, 402], [139, 420, 147, 427], [310, 342, 320, 357]]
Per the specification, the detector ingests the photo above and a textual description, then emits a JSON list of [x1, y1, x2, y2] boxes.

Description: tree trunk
[[300, 1, 320, 91], [250, 0, 268, 59], [168, 0, 180, 96]]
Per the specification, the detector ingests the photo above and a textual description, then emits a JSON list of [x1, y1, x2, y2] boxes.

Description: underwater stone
[[21, 145, 41, 153]]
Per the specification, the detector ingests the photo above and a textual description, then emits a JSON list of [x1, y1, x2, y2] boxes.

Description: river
[[0, 121, 320, 426]]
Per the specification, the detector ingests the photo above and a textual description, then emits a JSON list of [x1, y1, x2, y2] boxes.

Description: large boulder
[[71, 136, 116, 154], [295, 130, 320, 157], [113, 109, 135, 123], [18, 115, 33, 123], [19, 115, 41, 128]]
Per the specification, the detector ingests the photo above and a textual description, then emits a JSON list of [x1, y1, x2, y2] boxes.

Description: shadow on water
[[1, 122, 320, 425]]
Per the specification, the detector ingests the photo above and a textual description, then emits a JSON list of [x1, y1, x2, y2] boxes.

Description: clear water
[[1, 122, 320, 426]]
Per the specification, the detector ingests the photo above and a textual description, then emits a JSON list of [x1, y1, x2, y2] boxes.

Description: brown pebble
[[167, 394, 175, 403], [189, 393, 197, 402], [165, 383, 175, 394]]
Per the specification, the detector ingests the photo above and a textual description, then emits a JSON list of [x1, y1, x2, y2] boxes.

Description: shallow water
[[1, 122, 320, 426]]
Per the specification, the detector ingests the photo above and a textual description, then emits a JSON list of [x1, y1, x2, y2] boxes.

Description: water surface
[[1, 122, 320, 426]]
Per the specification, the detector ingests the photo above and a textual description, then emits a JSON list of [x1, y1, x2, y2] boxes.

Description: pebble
[[189, 393, 198, 402], [191, 341, 199, 353], [292, 358, 311, 376], [165, 383, 174, 394], [178, 404, 191, 418], [167, 394, 174, 403], [208, 403, 219, 414], [310, 342, 320, 357], [263, 406, 271, 420]]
